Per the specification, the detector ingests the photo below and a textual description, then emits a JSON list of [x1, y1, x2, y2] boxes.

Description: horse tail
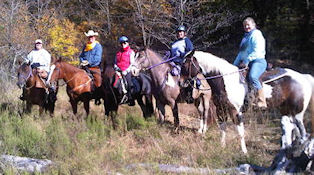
[[304, 74, 314, 136]]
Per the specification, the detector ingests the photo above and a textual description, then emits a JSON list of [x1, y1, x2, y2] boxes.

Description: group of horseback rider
[[20, 16, 267, 108]]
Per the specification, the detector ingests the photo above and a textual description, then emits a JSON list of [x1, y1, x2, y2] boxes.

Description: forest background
[[0, 0, 313, 73]]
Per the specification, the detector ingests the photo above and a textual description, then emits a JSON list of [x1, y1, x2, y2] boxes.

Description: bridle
[[18, 65, 35, 89]]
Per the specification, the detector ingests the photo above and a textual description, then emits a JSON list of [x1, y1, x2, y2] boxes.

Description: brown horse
[[132, 48, 215, 133], [17, 62, 57, 115], [102, 65, 154, 129], [47, 59, 104, 118]]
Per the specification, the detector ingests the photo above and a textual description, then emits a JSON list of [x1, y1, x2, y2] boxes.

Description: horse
[[182, 50, 314, 153], [102, 64, 154, 129], [132, 48, 215, 133], [16, 62, 57, 116], [47, 59, 104, 118]]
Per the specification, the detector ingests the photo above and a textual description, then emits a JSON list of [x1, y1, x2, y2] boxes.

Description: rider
[[233, 17, 267, 108], [20, 39, 51, 100], [114, 36, 135, 106], [170, 25, 194, 76], [79, 30, 103, 92]]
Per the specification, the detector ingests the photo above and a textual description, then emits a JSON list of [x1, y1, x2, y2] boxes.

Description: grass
[[0, 74, 298, 174]]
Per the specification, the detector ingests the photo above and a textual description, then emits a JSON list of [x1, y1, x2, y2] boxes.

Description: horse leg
[[156, 100, 166, 124], [294, 112, 308, 141], [195, 98, 205, 134], [281, 115, 296, 148], [236, 112, 248, 154], [25, 101, 32, 113], [145, 95, 154, 118], [83, 100, 90, 118], [219, 121, 227, 148], [172, 102, 179, 130], [137, 96, 147, 118]]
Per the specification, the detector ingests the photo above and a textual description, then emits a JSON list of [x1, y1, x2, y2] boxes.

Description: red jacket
[[116, 46, 134, 71]]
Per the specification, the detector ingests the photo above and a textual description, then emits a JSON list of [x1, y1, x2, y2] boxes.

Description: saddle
[[240, 66, 287, 85], [82, 66, 102, 88], [112, 72, 141, 94]]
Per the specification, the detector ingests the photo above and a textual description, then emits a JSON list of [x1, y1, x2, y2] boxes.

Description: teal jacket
[[233, 29, 266, 66]]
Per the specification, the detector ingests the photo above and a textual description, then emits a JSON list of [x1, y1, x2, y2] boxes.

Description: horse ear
[[184, 49, 195, 59]]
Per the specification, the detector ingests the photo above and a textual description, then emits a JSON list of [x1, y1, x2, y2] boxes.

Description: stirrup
[[120, 94, 128, 104]]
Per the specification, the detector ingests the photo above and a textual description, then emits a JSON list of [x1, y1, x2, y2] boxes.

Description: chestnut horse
[[183, 50, 314, 153], [132, 48, 215, 133], [17, 62, 57, 115], [47, 59, 104, 118]]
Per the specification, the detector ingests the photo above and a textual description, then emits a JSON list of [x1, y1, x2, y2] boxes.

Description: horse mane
[[193, 51, 238, 75], [56, 59, 85, 73]]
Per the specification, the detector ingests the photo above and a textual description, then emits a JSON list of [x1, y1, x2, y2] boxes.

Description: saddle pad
[[260, 68, 287, 82]]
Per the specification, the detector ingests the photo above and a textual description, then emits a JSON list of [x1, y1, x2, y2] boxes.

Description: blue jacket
[[233, 29, 266, 66], [170, 37, 194, 64], [79, 42, 103, 67]]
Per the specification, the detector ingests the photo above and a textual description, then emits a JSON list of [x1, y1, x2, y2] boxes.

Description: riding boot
[[257, 88, 267, 108]]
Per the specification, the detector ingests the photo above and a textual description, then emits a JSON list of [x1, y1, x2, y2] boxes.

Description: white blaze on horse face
[[193, 51, 246, 112], [46, 64, 56, 84]]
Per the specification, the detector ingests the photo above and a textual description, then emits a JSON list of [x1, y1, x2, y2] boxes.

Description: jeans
[[248, 58, 267, 90]]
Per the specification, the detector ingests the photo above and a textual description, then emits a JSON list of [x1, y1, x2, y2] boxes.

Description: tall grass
[[0, 72, 284, 174]]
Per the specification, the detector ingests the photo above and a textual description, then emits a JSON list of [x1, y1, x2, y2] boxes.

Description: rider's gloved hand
[[80, 60, 89, 66], [114, 65, 121, 72]]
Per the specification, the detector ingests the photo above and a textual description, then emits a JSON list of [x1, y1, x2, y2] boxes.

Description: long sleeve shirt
[[233, 29, 266, 66], [79, 42, 103, 67], [26, 49, 51, 72], [170, 37, 194, 64]]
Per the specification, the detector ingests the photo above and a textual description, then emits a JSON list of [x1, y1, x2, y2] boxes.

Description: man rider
[[79, 30, 103, 94], [20, 39, 51, 100], [170, 25, 194, 76], [114, 36, 136, 106]]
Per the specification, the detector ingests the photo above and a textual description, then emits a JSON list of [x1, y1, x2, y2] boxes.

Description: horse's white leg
[[202, 97, 210, 134], [219, 122, 226, 147], [236, 112, 247, 154], [237, 122, 247, 154], [197, 99, 205, 134], [281, 115, 295, 148], [295, 111, 308, 141]]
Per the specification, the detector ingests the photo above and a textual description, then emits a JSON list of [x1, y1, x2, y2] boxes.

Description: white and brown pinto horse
[[132, 48, 215, 133], [183, 50, 314, 153]]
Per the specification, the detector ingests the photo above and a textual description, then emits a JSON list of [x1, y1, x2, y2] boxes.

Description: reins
[[144, 55, 177, 70]]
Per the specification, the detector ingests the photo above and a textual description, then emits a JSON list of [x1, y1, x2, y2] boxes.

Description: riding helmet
[[119, 36, 129, 43], [176, 25, 186, 32]]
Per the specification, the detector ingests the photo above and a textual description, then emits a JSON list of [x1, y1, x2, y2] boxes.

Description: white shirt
[[26, 49, 51, 72]]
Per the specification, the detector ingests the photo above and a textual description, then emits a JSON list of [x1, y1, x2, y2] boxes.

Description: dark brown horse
[[17, 62, 57, 115], [102, 64, 154, 129], [47, 59, 104, 118], [132, 48, 215, 133], [182, 50, 314, 153]]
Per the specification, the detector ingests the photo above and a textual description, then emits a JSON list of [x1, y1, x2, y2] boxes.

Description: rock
[[0, 155, 53, 173]]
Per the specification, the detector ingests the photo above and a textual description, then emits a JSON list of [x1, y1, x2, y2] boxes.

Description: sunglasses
[[120, 41, 128, 44], [36, 43, 42, 44]]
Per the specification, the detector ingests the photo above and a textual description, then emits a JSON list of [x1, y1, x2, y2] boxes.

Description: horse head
[[182, 50, 201, 79], [47, 58, 62, 92], [132, 48, 151, 76], [16, 61, 33, 89]]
